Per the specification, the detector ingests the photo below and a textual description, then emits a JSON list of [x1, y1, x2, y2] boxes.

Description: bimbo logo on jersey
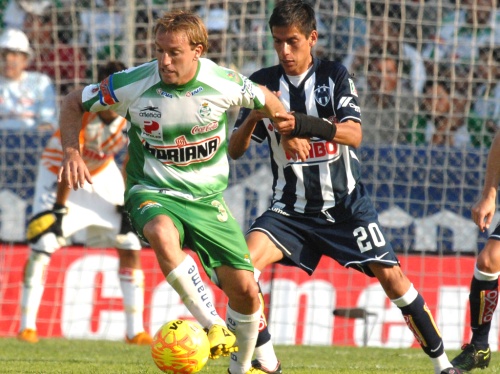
[[143, 136, 220, 166], [285, 140, 339, 161]]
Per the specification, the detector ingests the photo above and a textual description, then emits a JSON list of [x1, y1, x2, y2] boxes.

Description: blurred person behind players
[[18, 60, 152, 346], [229, 1, 463, 373], [56, 10, 294, 374], [22, 5, 87, 96], [0, 27, 57, 131]]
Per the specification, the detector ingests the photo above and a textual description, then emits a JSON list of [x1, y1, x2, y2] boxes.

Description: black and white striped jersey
[[234, 57, 363, 214]]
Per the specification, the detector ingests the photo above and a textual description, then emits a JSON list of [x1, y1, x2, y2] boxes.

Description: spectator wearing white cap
[[0, 28, 58, 131]]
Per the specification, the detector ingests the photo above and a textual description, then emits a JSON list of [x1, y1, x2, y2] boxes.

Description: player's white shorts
[[31, 160, 140, 252]]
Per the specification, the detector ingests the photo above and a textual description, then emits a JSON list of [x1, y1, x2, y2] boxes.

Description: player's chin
[[159, 71, 176, 84], [280, 60, 296, 73]]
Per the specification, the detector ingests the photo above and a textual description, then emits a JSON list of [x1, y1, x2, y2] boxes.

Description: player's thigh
[[477, 226, 500, 273], [32, 164, 57, 214], [126, 191, 185, 246], [183, 195, 254, 278], [248, 210, 316, 274], [215, 265, 258, 301], [314, 216, 399, 276], [246, 230, 284, 271], [89, 160, 125, 205]]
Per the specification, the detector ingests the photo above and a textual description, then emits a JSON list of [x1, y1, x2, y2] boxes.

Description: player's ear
[[308, 30, 318, 48], [193, 44, 203, 60]]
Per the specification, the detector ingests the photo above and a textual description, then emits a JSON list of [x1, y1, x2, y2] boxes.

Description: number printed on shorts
[[211, 200, 228, 222], [353, 223, 386, 253]]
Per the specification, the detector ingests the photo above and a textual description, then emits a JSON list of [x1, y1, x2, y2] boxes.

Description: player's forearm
[[481, 131, 500, 200], [59, 89, 85, 155], [259, 86, 288, 123], [228, 114, 259, 159]]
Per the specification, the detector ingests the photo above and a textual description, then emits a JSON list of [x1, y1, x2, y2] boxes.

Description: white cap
[[17, 1, 52, 16], [0, 28, 32, 56]]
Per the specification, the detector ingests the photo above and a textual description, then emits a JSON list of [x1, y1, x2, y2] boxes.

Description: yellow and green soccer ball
[[151, 319, 210, 374]]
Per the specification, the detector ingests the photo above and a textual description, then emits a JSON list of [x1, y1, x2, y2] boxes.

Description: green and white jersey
[[81, 58, 266, 200]]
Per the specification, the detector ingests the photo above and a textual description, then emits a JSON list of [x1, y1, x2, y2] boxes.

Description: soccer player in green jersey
[[56, 10, 294, 374]]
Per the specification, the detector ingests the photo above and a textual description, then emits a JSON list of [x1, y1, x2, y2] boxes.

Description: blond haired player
[[56, 10, 294, 374], [19, 61, 152, 346]]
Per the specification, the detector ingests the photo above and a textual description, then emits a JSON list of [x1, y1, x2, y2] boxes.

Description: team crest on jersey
[[314, 84, 331, 107], [199, 101, 211, 117], [141, 120, 162, 140]]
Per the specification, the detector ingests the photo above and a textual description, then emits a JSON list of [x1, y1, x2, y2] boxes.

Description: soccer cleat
[[17, 328, 39, 343], [207, 324, 238, 359], [440, 368, 465, 374], [251, 359, 283, 374], [451, 343, 491, 371], [125, 331, 153, 346]]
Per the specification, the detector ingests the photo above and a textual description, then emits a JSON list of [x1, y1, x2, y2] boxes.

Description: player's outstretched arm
[[472, 131, 500, 232], [228, 109, 265, 160], [258, 85, 295, 134], [57, 88, 93, 190]]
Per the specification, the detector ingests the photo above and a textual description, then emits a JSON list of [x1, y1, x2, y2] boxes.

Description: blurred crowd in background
[[0, 0, 499, 148]]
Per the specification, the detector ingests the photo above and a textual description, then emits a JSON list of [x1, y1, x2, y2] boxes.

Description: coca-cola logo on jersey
[[191, 121, 219, 135]]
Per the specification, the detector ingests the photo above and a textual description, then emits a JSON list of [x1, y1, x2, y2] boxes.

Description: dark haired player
[[229, 1, 463, 373]]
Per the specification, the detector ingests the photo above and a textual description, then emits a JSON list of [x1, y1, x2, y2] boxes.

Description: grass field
[[1, 338, 499, 373]]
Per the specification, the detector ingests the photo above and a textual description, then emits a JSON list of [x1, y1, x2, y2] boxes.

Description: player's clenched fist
[[272, 111, 296, 135]]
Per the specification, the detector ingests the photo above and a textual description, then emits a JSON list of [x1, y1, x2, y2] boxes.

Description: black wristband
[[291, 112, 337, 141]]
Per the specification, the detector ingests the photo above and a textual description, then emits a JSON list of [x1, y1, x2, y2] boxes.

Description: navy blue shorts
[[489, 222, 500, 240], [249, 183, 399, 277]]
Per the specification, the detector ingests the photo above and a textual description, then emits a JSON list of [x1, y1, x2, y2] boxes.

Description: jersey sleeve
[[81, 63, 156, 117], [231, 69, 270, 143], [233, 107, 267, 143], [81, 73, 129, 118], [333, 64, 362, 124]]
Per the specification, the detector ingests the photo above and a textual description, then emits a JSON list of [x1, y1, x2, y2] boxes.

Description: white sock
[[431, 352, 453, 374], [254, 285, 279, 370], [167, 255, 225, 329], [227, 305, 260, 374], [20, 252, 51, 331], [254, 341, 279, 370], [119, 268, 145, 339]]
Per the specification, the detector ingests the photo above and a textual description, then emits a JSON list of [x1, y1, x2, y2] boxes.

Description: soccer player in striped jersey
[[229, 1, 463, 373], [450, 131, 500, 371], [56, 10, 294, 374]]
